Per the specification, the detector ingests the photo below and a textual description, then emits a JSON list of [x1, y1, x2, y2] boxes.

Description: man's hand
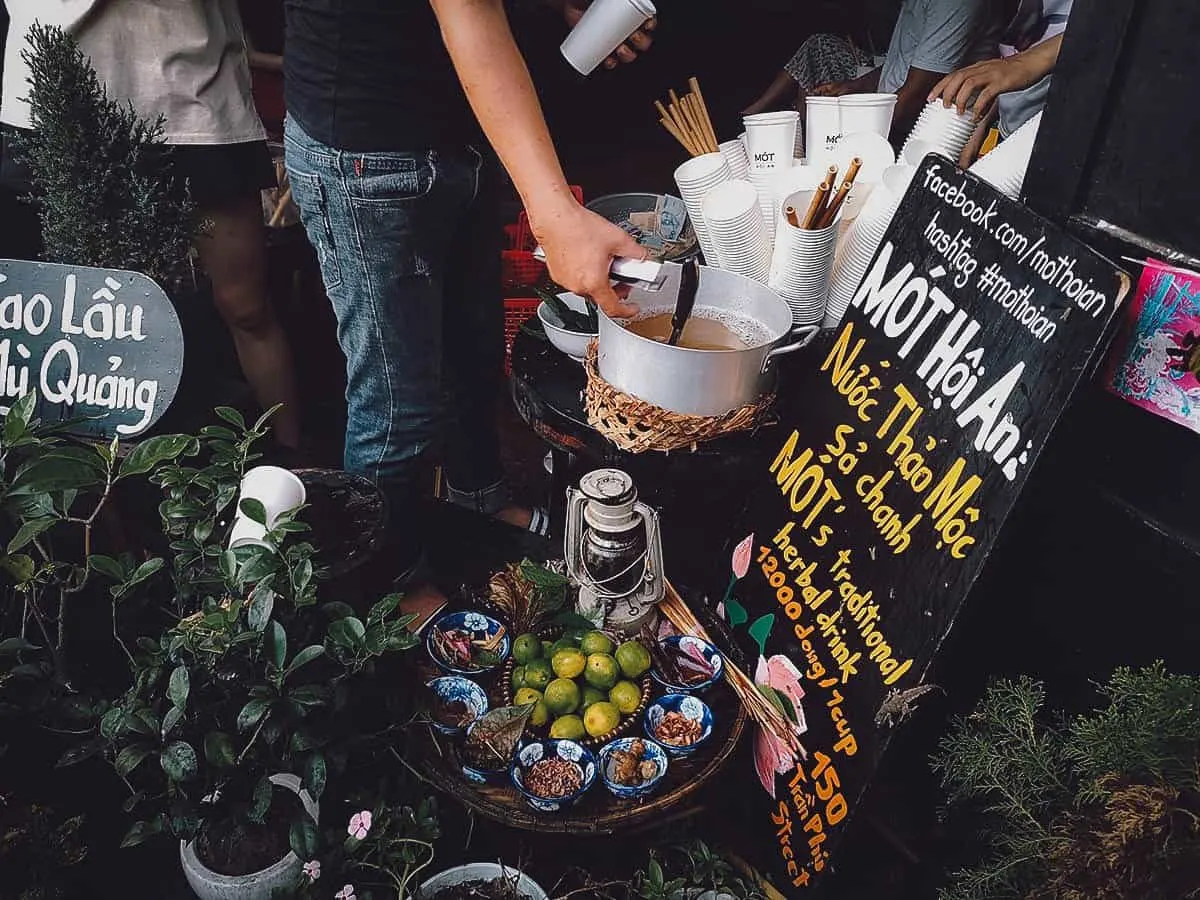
[[530, 198, 646, 317], [929, 34, 1064, 120], [564, 0, 656, 69]]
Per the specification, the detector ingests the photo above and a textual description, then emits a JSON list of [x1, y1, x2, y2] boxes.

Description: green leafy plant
[[634, 842, 763, 900], [18, 24, 196, 289], [288, 787, 441, 899], [932, 663, 1200, 900]]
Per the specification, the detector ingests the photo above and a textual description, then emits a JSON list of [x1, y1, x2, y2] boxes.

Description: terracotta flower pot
[[179, 773, 318, 900]]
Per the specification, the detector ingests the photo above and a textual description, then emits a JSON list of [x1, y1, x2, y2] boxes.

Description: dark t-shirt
[[283, 0, 480, 151]]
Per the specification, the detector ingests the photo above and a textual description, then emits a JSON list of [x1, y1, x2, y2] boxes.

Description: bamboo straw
[[816, 156, 862, 229], [661, 582, 807, 759], [268, 185, 293, 228], [688, 77, 719, 150], [685, 94, 716, 153], [677, 94, 710, 154], [660, 115, 699, 156], [657, 98, 702, 156], [785, 205, 800, 228], [800, 180, 831, 230]]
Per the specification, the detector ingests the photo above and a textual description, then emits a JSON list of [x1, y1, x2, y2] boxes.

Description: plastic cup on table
[[560, 0, 656, 76], [743, 110, 799, 173], [227, 466, 307, 550]]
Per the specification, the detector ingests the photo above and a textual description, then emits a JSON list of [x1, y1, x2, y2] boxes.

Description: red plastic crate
[[500, 186, 584, 293], [504, 297, 541, 375]]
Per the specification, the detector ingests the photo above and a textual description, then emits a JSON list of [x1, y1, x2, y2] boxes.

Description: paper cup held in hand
[[560, 0, 656, 76], [228, 465, 306, 549]]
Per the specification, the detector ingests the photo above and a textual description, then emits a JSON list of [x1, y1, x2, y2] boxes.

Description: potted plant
[[81, 409, 419, 898]]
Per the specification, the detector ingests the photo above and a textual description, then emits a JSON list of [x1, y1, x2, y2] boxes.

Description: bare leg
[[194, 195, 302, 449], [743, 70, 798, 116]]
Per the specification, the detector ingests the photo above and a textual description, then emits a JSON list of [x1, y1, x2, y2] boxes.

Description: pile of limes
[[510, 630, 652, 740]]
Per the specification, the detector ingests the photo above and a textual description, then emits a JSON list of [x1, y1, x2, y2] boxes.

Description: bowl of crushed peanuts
[[644, 694, 713, 757], [510, 739, 597, 813]]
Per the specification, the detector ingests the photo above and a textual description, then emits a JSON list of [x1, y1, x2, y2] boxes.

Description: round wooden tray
[[412, 602, 747, 835]]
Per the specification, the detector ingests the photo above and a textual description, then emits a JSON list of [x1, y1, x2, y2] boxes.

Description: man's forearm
[[431, 0, 575, 213], [851, 67, 881, 93]]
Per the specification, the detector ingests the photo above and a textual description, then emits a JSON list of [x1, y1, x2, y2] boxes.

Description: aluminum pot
[[597, 263, 817, 416]]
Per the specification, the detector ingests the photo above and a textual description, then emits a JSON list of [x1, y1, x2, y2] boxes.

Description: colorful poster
[[1104, 259, 1200, 433]]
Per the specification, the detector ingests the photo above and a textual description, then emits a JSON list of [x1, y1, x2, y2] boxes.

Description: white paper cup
[[838, 93, 897, 140], [674, 153, 733, 265], [560, 0, 656, 76], [719, 139, 751, 181], [804, 97, 841, 167], [744, 111, 799, 172], [228, 466, 307, 549]]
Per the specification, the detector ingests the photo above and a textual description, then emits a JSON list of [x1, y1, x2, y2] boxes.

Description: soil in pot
[[193, 787, 304, 877], [426, 878, 525, 900]]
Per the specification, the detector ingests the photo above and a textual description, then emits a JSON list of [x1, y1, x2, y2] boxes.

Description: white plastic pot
[[418, 863, 549, 900], [179, 773, 318, 900]]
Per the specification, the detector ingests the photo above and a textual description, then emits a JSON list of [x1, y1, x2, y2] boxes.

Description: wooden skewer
[[688, 77, 719, 150], [816, 156, 862, 229], [800, 180, 832, 230], [785, 205, 800, 228]]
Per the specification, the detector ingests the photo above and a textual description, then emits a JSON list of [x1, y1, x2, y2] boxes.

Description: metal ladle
[[667, 258, 700, 346]]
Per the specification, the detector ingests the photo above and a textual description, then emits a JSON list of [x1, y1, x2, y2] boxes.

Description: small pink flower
[[731, 533, 754, 580], [302, 860, 321, 882], [334, 885, 356, 900], [347, 810, 372, 840]]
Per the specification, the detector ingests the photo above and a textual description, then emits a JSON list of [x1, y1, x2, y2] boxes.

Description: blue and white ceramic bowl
[[426, 676, 488, 736], [644, 693, 714, 757], [651, 635, 725, 694], [460, 718, 514, 784], [426, 610, 511, 676], [598, 737, 669, 799], [510, 739, 597, 812]]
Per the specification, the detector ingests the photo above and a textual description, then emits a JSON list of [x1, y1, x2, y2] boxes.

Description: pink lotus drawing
[[753, 654, 808, 797]]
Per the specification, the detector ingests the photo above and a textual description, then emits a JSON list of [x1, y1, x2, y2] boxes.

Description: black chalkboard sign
[[0, 259, 184, 438], [721, 156, 1130, 893]]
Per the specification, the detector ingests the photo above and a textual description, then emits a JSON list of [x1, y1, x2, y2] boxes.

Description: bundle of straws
[[661, 581, 807, 760], [785, 157, 863, 230], [655, 77, 719, 157]]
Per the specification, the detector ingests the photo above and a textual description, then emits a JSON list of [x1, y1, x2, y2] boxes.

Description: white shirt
[[878, 0, 999, 93], [2, 0, 264, 145]]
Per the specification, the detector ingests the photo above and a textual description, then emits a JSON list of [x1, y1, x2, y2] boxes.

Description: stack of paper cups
[[560, 0, 657, 76], [703, 180, 771, 284], [768, 189, 841, 325], [970, 111, 1042, 199], [228, 466, 307, 549], [719, 139, 751, 181], [900, 100, 977, 163], [674, 153, 734, 265], [825, 164, 916, 328]]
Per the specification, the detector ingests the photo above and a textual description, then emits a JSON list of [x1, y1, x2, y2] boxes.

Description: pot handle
[[761, 325, 819, 372]]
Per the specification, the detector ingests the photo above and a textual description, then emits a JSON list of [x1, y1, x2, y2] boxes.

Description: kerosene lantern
[[565, 469, 664, 634]]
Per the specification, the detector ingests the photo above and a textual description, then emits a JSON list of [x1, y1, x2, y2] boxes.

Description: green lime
[[524, 659, 553, 690], [511, 665, 527, 691], [580, 630, 614, 656], [549, 714, 586, 741], [551, 647, 587, 679], [584, 653, 619, 691], [615, 640, 651, 679], [581, 686, 606, 709], [609, 680, 642, 714], [512, 633, 543, 665], [513, 687, 543, 708], [550, 638, 578, 655], [541, 640, 554, 657], [583, 701, 621, 738], [543, 677, 582, 716], [530, 700, 549, 728]]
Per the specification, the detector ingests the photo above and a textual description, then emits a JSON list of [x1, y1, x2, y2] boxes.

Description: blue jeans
[[284, 118, 507, 572]]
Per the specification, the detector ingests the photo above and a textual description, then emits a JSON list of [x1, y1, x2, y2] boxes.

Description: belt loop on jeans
[[354, 158, 362, 177]]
